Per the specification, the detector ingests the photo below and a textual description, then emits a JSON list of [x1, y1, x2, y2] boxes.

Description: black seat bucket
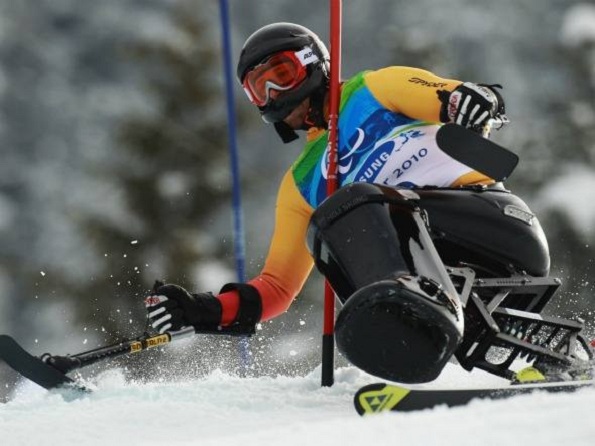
[[415, 186, 550, 277]]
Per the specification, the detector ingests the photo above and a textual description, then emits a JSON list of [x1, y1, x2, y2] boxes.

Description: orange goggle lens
[[242, 51, 309, 107]]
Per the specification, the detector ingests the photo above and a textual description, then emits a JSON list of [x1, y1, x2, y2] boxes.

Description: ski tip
[[354, 383, 411, 416], [354, 383, 386, 415], [0, 334, 76, 391]]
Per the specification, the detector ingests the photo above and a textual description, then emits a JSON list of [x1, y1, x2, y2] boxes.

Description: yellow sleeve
[[248, 170, 315, 320], [364, 66, 462, 122]]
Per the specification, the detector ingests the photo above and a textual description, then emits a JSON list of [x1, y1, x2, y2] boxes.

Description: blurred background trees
[[1, 0, 595, 398]]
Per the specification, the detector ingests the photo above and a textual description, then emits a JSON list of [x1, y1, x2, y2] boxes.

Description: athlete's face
[[282, 97, 310, 130]]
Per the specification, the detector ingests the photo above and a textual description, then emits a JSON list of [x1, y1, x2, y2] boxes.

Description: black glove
[[144, 283, 222, 334], [438, 82, 505, 130]]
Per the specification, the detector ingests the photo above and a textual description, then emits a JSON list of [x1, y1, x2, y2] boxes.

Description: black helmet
[[237, 22, 330, 125]]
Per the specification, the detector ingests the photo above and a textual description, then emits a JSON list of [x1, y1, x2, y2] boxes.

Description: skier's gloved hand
[[144, 283, 222, 334], [438, 82, 505, 130]]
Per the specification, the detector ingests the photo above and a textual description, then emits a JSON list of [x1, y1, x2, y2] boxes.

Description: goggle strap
[[295, 47, 319, 66]]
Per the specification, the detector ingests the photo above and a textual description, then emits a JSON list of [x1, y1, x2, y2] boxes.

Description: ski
[[436, 123, 519, 182], [354, 380, 593, 415], [0, 335, 76, 390]]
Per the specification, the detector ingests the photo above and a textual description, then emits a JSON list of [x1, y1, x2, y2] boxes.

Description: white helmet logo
[[296, 46, 319, 66]]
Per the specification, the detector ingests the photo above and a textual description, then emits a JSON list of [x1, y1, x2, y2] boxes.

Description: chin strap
[[274, 122, 299, 143], [302, 86, 328, 131], [273, 85, 329, 144]]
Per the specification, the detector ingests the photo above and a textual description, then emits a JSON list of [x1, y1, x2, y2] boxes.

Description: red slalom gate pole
[[321, 0, 342, 387]]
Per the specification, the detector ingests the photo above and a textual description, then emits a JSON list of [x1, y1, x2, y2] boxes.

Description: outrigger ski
[[436, 123, 519, 182], [0, 325, 254, 395], [0, 327, 205, 393], [354, 379, 594, 415], [0, 335, 78, 391]]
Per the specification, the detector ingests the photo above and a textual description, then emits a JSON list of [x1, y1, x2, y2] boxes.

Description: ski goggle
[[242, 47, 319, 107]]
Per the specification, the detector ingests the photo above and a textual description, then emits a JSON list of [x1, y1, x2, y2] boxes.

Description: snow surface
[[1, 362, 595, 446]]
